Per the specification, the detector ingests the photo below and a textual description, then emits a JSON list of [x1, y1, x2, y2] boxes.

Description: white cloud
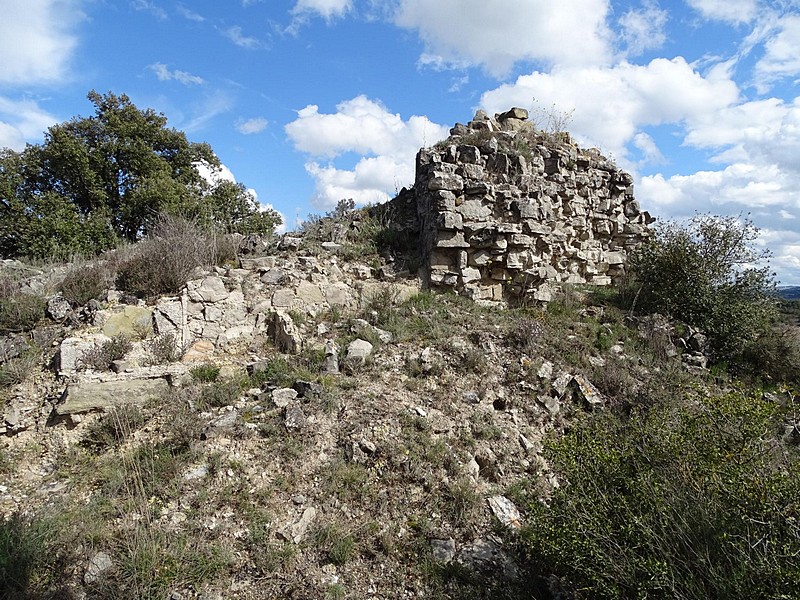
[[0, 0, 80, 85], [480, 57, 739, 161], [285, 96, 449, 209], [754, 15, 800, 91], [131, 0, 167, 20], [148, 63, 205, 85], [393, 0, 614, 76], [183, 91, 235, 133], [684, 0, 758, 24], [618, 0, 669, 56], [633, 132, 665, 164], [683, 97, 800, 179], [177, 5, 205, 22], [291, 0, 352, 20], [235, 117, 269, 134], [195, 161, 237, 186], [0, 96, 59, 150], [222, 26, 261, 49]]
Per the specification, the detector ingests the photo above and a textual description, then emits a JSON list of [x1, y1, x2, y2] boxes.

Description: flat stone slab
[[56, 378, 169, 415]]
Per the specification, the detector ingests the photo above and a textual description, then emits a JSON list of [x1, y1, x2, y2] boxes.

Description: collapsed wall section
[[414, 108, 653, 303]]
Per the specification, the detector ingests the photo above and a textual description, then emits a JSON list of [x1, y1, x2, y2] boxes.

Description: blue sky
[[1, 0, 800, 284]]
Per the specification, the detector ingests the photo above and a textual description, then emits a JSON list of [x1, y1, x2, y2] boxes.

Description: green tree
[[630, 214, 778, 367], [522, 389, 800, 600], [0, 91, 280, 259]]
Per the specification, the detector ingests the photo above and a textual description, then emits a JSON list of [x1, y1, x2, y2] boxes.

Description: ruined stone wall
[[413, 108, 653, 303]]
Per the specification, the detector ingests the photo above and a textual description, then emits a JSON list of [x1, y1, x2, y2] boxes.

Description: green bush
[[190, 363, 221, 383], [198, 378, 244, 409], [78, 335, 132, 371], [630, 215, 778, 370], [147, 332, 182, 364], [0, 346, 41, 388], [59, 262, 113, 306], [520, 389, 800, 599], [115, 215, 218, 299], [0, 293, 45, 333]]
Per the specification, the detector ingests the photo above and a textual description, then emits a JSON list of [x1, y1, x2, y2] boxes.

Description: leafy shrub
[[630, 215, 778, 370], [0, 346, 40, 388], [147, 332, 182, 364], [59, 262, 113, 306], [0, 513, 55, 598], [81, 405, 146, 452], [520, 389, 800, 599], [740, 325, 800, 385], [190, 363, 220, 383], [115, 215, 218, 299], [78, 335, 132, 371], [198, 378, 244, 409], [0, 293, 45, 333]]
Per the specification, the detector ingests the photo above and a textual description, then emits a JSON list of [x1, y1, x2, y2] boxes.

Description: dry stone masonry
[[413, 108, 654, 303]]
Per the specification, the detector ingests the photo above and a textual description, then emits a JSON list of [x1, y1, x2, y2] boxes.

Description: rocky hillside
[[1, 117, 798, 600]]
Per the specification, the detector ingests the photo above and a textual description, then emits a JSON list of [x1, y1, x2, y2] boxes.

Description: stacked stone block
[[414, 108, 653, 302]]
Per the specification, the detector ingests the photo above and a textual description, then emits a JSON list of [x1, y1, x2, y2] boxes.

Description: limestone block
[[492, 238, 508, 251], [458, 145, 481, 164], [500, 107, 529, 120], [57, 378, 170, 415], [239, 256, 276, 270], [430, 271, 459, 286], [346, 339, 373, 363], [325, 282, 355, 307], [223, 324, 254, 341], [461, 267, 482, 283], [154, 300, 182, 335], [261, 268, 288, 285], [507, 250, 532, 270], [524, 221, 551, 236], [497, 223, 522, 234], [456, 200, 492, 221], [296, 281, 325, 305], [604, 251, 625, 265], [203, 306, 223, 323], [509, 234, 534, 247], [470, 250, 494, 267], [102, 306, 153, 338], [433, 190, 457, 211], [182, 340, 215, 363], [59, 335, 109, 373], [202, 322, 223, 341], [270, 312, 302, 354], [465, 180, 491, 195], [430, 251, 453, 269], [517, 201, 539, 219], [437, 211, 464, 230], [193, 276, 229, 303], [460, 164, 485, 180], [436, 231, 470, 248], [428, 173, 464, 192], [272, 288, 296, 308]]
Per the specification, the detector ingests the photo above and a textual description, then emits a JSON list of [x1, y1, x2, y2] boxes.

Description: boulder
[[102, 306, 153, 338], [346, 339, 373, 363], [57, 378, 169, 415], [270, 312, 302, 354]]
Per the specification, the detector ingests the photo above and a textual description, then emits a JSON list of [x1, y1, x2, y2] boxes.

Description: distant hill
[[778, 286, 800, 300]]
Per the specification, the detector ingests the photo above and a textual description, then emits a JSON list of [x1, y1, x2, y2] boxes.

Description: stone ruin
[[405, 107, 654, 303]]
